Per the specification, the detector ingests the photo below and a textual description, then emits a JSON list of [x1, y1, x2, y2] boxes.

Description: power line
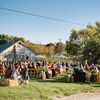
[[0, 6, 86, 26]]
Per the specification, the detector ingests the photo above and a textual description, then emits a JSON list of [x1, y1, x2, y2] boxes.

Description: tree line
[[0, 22, 100, 63], [0, 34, 65, 56]]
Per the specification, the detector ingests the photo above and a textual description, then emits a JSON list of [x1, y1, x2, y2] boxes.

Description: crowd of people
[[0, 60, 100, 84], [0, 61, 29, 84], [66, 61, 100, 83]]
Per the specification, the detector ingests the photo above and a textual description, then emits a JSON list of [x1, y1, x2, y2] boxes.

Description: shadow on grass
[[93, 86, 100, 87], [31, 76, 94, 84], [92, 84, 100, 88], [32, 75, 67, 83]]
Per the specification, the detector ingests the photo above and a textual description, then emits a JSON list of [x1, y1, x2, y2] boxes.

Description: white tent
[[56, 55, 67, 59], [35, 55, 46, 58]]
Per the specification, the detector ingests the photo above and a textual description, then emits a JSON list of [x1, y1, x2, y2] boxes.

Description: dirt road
[[51, 93, 100, 100]]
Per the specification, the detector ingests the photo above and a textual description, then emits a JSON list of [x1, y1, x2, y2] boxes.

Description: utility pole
[[59, 38, 62, 43], [13, 45, 16, 62]]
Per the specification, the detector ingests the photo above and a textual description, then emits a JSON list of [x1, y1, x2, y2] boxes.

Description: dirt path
[[50, 93, 100, 100]]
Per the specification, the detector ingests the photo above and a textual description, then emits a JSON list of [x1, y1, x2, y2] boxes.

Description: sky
[[0, 0, 100, 44]]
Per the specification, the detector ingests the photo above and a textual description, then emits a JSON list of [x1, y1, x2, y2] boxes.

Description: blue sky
[[0, 0, 100, 44]]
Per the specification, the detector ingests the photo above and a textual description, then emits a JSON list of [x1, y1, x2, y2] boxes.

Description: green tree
[[0, 39, 8, 45], [70, 29, 78, 42], [66, 22, 100, 63], [83, 40, 100, 64], [66, 41, 81, 56], [55, 42, 65, 55], [45, 43, 55, 56]]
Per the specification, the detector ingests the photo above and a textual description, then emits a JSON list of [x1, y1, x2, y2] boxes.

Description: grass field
[[0, 76, 100, 100]]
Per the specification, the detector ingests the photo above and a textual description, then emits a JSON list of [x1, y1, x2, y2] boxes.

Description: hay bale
[[8, 79, 19, 86], [0, 79, 19, 86]]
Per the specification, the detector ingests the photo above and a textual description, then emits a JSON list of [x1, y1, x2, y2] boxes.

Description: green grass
[[0, 76, 100, 100]]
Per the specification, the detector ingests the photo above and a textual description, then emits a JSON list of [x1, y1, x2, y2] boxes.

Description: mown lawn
[[0, 76, 100, 100]]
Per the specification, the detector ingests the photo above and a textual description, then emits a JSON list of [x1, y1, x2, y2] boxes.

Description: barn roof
[[0, 42, 15, 53], [0, 41, 36, 54]]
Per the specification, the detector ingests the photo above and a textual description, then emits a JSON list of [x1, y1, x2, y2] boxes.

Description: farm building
[[0, 41, 36, 61]]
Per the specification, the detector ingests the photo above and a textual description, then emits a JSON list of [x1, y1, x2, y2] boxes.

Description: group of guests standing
[[0, 62, 29, 84], [28, 61, 66, 79], [0, 60, 100, 83], [66, 61, 100, 83], [0, 61, 66, 81]]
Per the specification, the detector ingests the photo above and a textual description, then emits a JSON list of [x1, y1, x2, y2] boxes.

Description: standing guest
[[66, 62, 69, 72], [97, 64, 100, 83], [52, 63, 56, 77], [90, 64, 99, 82], [77, 61, 81, 69], [11, 66, 21, 80], [57, 62, 61, 74], [84, 64, 91, 82], [0, 62, 6, 77], [21, 63, 29, 84], [32, 62, 37, 78], [5, 67, 12, 78]]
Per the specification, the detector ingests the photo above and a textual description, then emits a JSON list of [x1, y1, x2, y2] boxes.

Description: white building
[[0, 41, 36, 61]]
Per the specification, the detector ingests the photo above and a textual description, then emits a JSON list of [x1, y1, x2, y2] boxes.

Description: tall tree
[[83, 40, 100, 64], [55, 42, 65, 55], [66, 41, 81, 56], [66, 22, 100, 63], [45, 43, 55, 56]]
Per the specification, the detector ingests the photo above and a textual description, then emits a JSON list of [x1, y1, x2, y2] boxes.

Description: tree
[[45, 43, 55, 56], [55, 42, 65, 55], [83, 40, 100, 64], [70, 29, 78, 42], [0, 39, 8, 45], [65, 29, 81, 56], [66, 22, 100, 63], [66, 41, 81, 56]]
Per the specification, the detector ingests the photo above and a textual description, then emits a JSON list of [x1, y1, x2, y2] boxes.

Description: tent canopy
[[35, 55, 46, 58], [56, 55, 67, 59]]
